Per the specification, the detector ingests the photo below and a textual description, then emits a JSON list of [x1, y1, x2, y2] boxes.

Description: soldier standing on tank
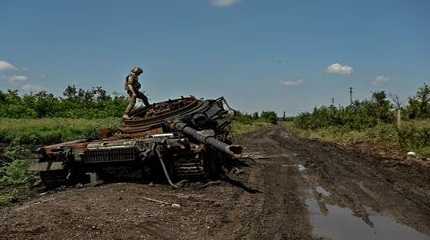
[[123, 66, 150, 119]]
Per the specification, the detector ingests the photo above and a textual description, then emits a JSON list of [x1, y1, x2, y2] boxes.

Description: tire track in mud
[[230, 125, 430, 240], [229, 128, 313, 240], [267, 126, 430, 239]]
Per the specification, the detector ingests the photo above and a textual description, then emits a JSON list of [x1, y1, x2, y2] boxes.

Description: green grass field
[[231, 120, 272, 136], [285, 120, 430, 158], [0, 117, 271, 145], [0, 118, 123, 206], [0, 118, 122, 145]]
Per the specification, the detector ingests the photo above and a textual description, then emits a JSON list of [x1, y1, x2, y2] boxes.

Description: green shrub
[[234, 111, 278, 125], [0, 160, 34, 186], [294, 91, 394, 131], [260, 111, 278, 124], [397, 122, 430, 152]]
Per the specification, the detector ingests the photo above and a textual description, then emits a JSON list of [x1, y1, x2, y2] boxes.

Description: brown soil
[[1, 126, 429, 240]]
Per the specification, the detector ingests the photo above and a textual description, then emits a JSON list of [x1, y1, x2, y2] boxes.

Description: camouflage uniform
[[124, 68, 150, 117]]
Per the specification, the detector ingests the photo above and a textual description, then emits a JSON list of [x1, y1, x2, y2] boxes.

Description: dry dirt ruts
[[1, 126, 429, 240]]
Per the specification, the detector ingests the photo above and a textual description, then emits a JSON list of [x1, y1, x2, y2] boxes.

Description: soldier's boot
[[142, 97, 150, 107], [123, 95, 137, 119]]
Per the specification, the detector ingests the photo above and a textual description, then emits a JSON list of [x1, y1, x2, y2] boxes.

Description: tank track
[[173, 159, 206, 179], [120, 96, 207, 135], [39, 170, 68, 188]]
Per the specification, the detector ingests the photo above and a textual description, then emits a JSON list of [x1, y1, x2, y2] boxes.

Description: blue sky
[[1, 0, 429, 115]]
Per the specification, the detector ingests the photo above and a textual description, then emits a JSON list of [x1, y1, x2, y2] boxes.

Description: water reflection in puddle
[[306, 198, 430, 240], [297, 164, 306, 172], [315, 186, 331, 197]]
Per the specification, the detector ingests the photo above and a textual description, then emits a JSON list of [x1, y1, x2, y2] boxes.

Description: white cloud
[[0, 60, 17, 71], [209, 0, 240, 7], [372, 75, 389, 85], [7, 75, 29, 84], [281, 79, 304, 86], [326, 63, 353, 76]]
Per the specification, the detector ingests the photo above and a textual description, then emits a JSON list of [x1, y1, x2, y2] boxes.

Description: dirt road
[[1, 126, 430, 239]]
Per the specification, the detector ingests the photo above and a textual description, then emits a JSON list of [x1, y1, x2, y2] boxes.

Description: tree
[[0, 90, 6, 103], [406, 83, 430, 119], [260, 111, 278, 124], [416, 83, 430, 117], [371, 91, 393, 123], [93, 86, 110, 102], [63, 85, 78, 100]]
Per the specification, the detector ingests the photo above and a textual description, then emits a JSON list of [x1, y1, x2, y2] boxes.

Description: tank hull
[[31, 96, 240, 188]]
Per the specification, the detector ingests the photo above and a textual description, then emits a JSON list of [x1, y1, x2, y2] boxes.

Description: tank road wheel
[[39, 170, 68, 189]]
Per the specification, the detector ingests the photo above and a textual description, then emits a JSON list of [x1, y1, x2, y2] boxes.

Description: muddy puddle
[[298, 164, 430, 240], [306, 197, 430, 240]]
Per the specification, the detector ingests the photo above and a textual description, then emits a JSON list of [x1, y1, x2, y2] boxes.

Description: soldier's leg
[[137, 91, 150, 106], [124, 95, 137, 117]]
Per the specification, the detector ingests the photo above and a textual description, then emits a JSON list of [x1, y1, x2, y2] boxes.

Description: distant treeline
[[0, 85, 128, 119], [294, 83, 430, 130], [234, 111, 278, 124]]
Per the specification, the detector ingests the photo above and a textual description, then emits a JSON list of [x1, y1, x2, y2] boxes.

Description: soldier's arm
[[128, 84, 137, 96], [127, 76, 137, 96]]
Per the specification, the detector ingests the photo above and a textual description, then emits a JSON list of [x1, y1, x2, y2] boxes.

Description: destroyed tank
[[31, 96, 242, 188]]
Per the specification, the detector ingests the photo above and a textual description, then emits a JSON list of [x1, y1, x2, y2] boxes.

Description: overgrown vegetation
[[0, 85, 127, 119], [231, 111, 278, 135], [289, 84, 430, 157], [0, 118, 121, 145], [0, 146, 36, 206], [0, 117, 122, 206]]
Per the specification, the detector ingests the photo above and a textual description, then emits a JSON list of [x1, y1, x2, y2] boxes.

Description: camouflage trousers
[[124, 90, 150, 115]]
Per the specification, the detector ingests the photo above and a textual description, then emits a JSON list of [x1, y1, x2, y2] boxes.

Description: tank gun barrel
[[172, 122, 242, 158]]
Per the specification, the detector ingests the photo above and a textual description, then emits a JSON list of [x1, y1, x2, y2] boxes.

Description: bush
[[260, 111, 278, 124], [397, 122, 430, 152], [0, 160, 34, 187], [406, 83, 430, 119], [294, 91, 394, 130], [0, 148, 36, 206]]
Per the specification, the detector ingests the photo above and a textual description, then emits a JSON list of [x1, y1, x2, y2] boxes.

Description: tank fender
[[29, 161, 64, 172]]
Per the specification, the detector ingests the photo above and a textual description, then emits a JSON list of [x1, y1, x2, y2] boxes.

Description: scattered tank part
[[30, 96, 242, 188]]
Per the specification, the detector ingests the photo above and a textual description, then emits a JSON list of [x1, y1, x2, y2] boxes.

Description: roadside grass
[[284, 120, 430, 158], [0, 118, 121, 145], [0, 117, 121, 207], [0, 158, 36, 207], [0, 117, 268, 145], [232, 120, 272, 136]]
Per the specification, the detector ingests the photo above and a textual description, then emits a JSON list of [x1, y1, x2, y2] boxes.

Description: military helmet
[[131, 66, 143, 74]]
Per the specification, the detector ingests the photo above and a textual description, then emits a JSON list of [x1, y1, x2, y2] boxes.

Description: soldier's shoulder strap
[[126, 74, 135, 83]]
